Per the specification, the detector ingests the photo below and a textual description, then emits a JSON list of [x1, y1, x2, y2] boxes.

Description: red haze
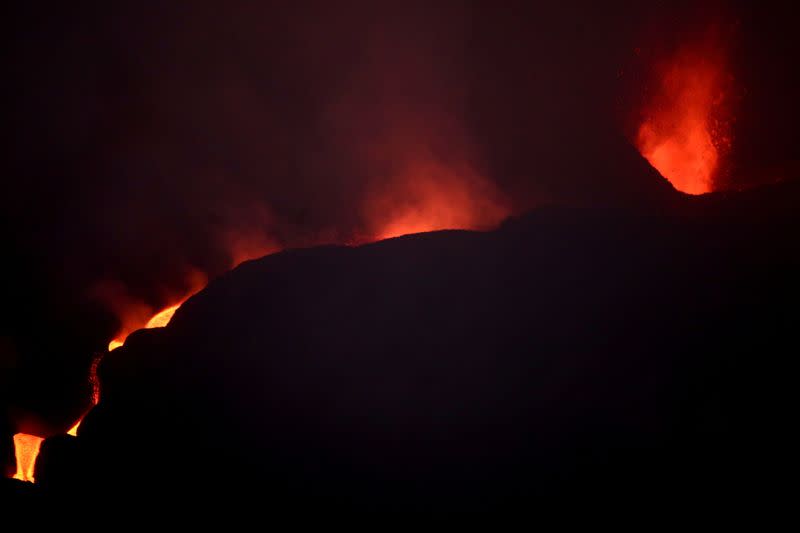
[[365, 158, 509, 240]]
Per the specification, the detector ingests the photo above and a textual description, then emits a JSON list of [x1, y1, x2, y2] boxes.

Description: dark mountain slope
[[28, 179, 800, 514]]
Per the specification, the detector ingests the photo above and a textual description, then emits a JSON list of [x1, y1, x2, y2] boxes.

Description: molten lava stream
[[12, 197, 505, 480], [12, 433, 44, 482], [67, 420, 81, 436], [65, 303, 184, 438], [108, 302, 182, 351]]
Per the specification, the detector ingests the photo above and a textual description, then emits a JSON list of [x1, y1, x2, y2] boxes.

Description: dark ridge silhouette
[[0, 418, 14, 480], [20, 175, 798, 514], [1, 476, 40, 507]]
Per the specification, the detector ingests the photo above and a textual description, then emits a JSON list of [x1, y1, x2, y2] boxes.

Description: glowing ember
[[12, 433, 44, 482], [636, 34, 732, 194]]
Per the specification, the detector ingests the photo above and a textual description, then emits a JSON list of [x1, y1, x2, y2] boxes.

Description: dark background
[[2, 0, 799, 436]]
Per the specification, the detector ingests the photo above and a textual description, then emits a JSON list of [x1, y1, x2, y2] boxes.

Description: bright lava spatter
[[637, 37, 731, 195]]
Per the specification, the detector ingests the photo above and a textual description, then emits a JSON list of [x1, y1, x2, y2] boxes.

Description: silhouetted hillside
[[23, 178, 799, 514]]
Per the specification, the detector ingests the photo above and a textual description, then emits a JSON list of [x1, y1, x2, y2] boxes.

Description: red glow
[[365, 159, 509, 241], [222, 228, 281, 269], [12, 433, 43, 482], [637, 34, 732, 194]]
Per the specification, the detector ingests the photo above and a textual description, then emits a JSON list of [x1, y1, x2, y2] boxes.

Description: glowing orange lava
[[12, 164, 506, 483], [145, 304, 180, 329], [12, 433, 44, 482], [637, 35, 731, 194], [67, 420, 81, 437], [108, 339, 124, 351], [108, 302, 183, 351]]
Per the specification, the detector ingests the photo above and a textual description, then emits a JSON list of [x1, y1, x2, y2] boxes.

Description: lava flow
[[8, 302, 182, 483], [108, 302, 183, 351], [636, 33, 732, 194], [12, 433, 44, 482]]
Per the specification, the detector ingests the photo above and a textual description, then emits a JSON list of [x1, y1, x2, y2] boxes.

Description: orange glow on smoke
[[12, 433, 43, 482], [365, 159, 509, 241], [367, 162, 508, 240], [637, 34, 732, 194]]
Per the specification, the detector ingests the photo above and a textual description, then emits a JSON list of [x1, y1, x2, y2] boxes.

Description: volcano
[[3, 0, 800, 520], [5, 157, 798, 513]]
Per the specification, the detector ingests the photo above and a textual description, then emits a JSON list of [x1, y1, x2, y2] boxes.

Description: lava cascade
[[12, 433, 43, 482]]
